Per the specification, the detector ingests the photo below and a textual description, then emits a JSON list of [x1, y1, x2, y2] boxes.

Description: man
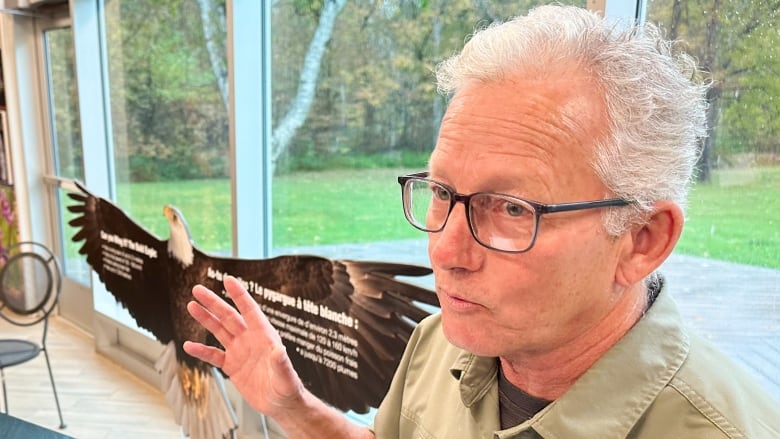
[[184, 5, 780, 438]]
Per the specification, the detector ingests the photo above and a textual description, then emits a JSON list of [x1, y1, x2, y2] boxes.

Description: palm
[[184, 276, 306, 416], [221, 306, 304, 415]]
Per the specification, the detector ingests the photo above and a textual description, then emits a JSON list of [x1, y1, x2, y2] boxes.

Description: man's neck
[[499, 284, 648, 400]]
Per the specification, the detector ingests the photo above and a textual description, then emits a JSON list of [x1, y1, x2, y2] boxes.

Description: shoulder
[[374, 312, 500, 438], [401, 313, 452, 370], [410, 313, 442, 340], [646, 332, 780, 438]]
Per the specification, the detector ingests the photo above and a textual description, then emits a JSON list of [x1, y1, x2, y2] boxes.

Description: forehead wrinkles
[[438, 91, 586, 160]]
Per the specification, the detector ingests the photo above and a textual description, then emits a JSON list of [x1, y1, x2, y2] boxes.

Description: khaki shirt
[[372, 283, 780, 438]]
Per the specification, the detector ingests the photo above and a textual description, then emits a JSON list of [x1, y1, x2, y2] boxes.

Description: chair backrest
[[0, 241, 62, 328]]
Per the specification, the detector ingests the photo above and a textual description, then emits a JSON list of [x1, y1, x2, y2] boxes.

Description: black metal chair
[[0, 241, 66, 429]]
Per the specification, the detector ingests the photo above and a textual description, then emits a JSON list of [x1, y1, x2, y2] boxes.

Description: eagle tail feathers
[[155, 342, 237, 439]]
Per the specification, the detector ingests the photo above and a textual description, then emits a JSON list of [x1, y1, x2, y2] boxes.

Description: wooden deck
[[661, 254, 780, 400]]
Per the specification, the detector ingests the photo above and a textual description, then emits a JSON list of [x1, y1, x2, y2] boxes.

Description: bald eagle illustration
[[66, 182, 438, 439]]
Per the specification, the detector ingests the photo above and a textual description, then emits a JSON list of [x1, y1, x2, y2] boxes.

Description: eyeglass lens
[[403, 178, 537, 252]]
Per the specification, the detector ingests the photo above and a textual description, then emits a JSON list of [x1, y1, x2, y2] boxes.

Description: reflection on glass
[[269, 1, 585, 262], [44, 27, 88, 283], [647, 0, 779, 401], [100, 0, 230, 319]]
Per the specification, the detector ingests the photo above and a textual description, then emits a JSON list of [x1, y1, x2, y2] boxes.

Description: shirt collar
[[451, 346, 498, 407]]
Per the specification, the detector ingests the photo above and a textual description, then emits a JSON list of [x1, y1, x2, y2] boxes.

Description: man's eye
[[504, 202, 528, 217], [432, 186, 451, 201]]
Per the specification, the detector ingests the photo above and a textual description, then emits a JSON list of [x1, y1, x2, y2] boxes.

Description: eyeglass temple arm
[[540, 198, 632, 214]]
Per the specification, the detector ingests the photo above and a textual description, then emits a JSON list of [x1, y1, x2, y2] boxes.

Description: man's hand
[[184, 276, 374, 438], [183, 275, 305, 417]]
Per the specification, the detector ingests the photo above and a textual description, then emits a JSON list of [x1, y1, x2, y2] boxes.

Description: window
[[43, 26, 87, 281], [270, 0, 778, 411], [269, 1, 584, 266], [647, 0, 779, 400], [267, 0, 587, 424], [97, 0, 230, 319]]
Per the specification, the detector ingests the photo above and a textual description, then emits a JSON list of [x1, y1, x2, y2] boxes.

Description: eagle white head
[[164, 205, 195, 267]]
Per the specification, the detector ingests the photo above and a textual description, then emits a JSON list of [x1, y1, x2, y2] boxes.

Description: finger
[[191, 283, 234, 315], [186, 300, 234, 346], [183, 341, 226, 369], [223, 276, 275, 331], [192, 284, 248, 336]]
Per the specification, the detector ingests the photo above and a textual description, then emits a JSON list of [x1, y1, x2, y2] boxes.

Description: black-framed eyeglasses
[[397, 172, 632, 253]]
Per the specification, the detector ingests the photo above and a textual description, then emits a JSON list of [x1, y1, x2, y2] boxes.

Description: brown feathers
[[67, 181, 440, 421]]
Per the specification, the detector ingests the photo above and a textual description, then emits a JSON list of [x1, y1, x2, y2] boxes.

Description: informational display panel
[[68, 183, 439, 414]]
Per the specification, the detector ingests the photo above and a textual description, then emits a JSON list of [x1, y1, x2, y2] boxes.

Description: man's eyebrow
[[429, 175, 539, 199]]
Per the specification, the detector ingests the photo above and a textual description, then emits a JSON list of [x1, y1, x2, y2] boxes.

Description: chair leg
[[1, 367, 7, 414], [42, 349, 66, 429]]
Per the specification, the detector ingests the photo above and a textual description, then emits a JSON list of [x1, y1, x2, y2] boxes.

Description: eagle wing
[[67, 182, 174, 343], [67, 181, 440, 414], [194, 252, 439, 413]]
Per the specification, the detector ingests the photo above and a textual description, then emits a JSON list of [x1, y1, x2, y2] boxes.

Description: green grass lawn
[[104, 168, 421, 251], [114, 178, 234, 249], [271, 168, 421, 246], [82, 166, 778, 269], [676, 166, 779, 269]]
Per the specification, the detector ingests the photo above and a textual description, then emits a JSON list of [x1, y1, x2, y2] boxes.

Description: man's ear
[[615, 201, 684, 287]]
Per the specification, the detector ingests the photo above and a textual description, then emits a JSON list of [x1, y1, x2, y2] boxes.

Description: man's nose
[[428, 202, 483, 271]]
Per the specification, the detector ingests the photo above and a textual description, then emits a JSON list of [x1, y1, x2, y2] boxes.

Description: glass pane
[[100, 0, 230, 320], [647, 0, 780, 401], [43, 27, 89, 284], [269, 0, 586, 422], [270, 0, 585, 263]]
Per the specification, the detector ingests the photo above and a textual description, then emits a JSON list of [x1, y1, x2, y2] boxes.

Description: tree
[[269, 0, 587, 172], [104, 1, 630, 181], [648, 0, 780, 181], [270, 0, 348, 168], [195, 0, 228, 112], [195, 0, 349, 174], [104, 0, 229, 182]]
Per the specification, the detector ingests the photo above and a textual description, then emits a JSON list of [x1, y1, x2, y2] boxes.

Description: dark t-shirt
[[498, 366, 552, 428]]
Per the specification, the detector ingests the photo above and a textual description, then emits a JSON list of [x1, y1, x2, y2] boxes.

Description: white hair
[[435, 5, 709, 235]]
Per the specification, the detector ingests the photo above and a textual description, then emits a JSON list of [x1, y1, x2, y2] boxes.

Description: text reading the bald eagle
[[99, 231, 158, 280], [100, 231, 158, 259]]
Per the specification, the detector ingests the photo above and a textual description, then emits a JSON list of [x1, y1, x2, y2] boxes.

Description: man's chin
[[441, 315, 495, 356]]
